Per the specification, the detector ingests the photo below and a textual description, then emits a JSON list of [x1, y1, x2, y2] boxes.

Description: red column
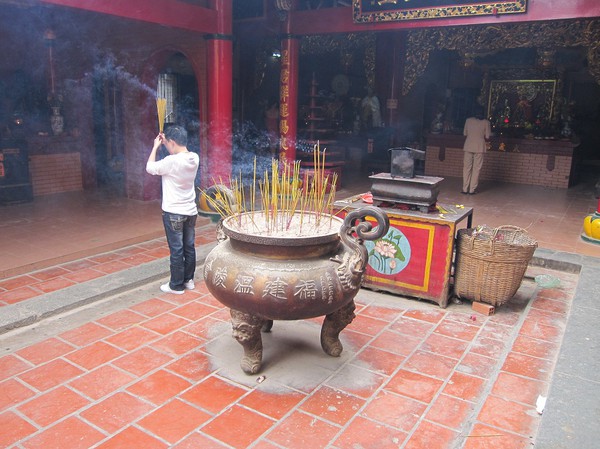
[[279, 35, 300, 164], [204, 0, 232, 186]]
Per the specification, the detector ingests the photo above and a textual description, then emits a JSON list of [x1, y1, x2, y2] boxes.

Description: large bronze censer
[[203, 206, 389, 374]]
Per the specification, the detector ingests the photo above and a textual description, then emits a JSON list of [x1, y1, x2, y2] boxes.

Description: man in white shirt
[[146, 125, 199, 294], [462, 107, 491, 195]]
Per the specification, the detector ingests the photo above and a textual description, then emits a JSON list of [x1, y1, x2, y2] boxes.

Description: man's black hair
[[473, 105, 485, 120], [164, 125, 188, 146]]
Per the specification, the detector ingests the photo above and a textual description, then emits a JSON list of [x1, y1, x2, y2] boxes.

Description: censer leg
[[320, 300, 356, 357], [230, 309, 264, 374], [262, 320, 274, 332]]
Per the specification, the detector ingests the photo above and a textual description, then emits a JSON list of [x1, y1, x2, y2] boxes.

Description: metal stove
[[367, 147, 443, 213], [369, 173, 444, 213]]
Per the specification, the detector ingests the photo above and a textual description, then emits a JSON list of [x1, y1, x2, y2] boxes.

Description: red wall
[[0, 3, 212, 201], [39, 0, 218, 33]]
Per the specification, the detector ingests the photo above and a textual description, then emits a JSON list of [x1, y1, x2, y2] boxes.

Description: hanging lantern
[[459, 51, 476, 70], [44, 28, 57, 95], [275, 0, 292, 10], [275, 0, 292, 19]]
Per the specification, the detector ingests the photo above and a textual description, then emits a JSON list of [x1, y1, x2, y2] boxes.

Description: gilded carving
[[301, 33, 376, 88], [301, 33, 374, 55], [403, 19, 600, 95], [353, 0, 527, 23], [487, 80, 556, 127]]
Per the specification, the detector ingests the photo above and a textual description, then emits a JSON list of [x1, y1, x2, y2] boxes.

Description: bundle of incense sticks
[[201, 143, 338, 235], [156, 98, 167, 133]]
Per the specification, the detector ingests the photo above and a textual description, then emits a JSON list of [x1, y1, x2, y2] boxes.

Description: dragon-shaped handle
[[339, 206, 390, 275]]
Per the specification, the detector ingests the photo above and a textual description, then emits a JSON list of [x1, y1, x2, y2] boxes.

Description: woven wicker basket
[[454, 225, 538, 306]]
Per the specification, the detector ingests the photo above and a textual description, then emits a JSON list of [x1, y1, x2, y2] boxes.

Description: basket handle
[[493, 225, 528, 233], [491, 225, 529, 246], [465, 225, 530, 254]]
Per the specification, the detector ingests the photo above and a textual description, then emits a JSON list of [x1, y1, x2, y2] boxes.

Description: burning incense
[[156, 98, 167, 133], [200, 144, 338, 237]]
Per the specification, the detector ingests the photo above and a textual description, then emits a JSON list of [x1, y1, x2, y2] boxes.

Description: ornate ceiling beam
[[402, 19, 600, 95], [301, 33, 376, 87]]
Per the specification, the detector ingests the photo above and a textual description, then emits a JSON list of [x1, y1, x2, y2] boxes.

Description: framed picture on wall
[[487, 79, 557, 127]]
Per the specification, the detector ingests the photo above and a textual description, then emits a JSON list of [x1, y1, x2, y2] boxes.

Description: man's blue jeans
[[162, 211, 197, 291]]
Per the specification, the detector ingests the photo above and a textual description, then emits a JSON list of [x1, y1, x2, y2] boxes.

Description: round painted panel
[[365, 227, 411, 275]]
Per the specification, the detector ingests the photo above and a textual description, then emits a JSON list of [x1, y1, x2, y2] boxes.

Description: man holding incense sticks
[[146, 125, 199, 295]]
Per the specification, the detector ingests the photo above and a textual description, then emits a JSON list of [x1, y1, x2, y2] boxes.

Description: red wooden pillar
[[205, 0, 232, 186], [279, 35, 300, 164]]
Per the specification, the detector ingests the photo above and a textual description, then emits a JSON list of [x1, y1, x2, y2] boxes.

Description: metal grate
[[157, 73, 178, 125]]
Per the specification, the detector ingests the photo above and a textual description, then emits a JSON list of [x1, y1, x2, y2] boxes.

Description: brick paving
[[0, 233, 579, 448]]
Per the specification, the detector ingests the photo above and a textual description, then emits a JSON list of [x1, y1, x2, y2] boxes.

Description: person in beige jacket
[[462, 106, 491, 194]]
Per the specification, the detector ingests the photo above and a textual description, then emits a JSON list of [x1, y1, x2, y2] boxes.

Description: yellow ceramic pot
[[583, 214, 600, 239]]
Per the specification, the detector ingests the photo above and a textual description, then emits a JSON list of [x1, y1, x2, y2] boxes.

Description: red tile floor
[[0, 174, 598, 448], [0, 264, 578, 449]]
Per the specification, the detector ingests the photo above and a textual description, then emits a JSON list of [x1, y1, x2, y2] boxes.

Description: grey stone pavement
[[1, 238, 599, 448], [531, 248, 600, 449]]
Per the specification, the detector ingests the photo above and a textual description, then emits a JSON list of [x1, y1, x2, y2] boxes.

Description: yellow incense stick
[[156, 98, 167, 133], [205, 145, 334, 235]]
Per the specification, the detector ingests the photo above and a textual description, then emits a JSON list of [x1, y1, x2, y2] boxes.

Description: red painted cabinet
[[335, 198, 473, 307]]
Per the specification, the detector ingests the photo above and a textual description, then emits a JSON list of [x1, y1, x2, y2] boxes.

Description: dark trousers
[[162, 211, 197, 291]]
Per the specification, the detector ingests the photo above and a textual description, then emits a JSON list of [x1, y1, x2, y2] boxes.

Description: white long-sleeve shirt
[[146, 151, 199, 215]]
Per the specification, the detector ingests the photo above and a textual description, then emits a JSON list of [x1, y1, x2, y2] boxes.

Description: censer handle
[[339, 206, 390, 272], [341, 206, 389, 241]]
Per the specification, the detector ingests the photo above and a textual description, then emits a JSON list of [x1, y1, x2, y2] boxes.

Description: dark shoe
[[461, 191, 468, 194], [469, 190, 477, 195]]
